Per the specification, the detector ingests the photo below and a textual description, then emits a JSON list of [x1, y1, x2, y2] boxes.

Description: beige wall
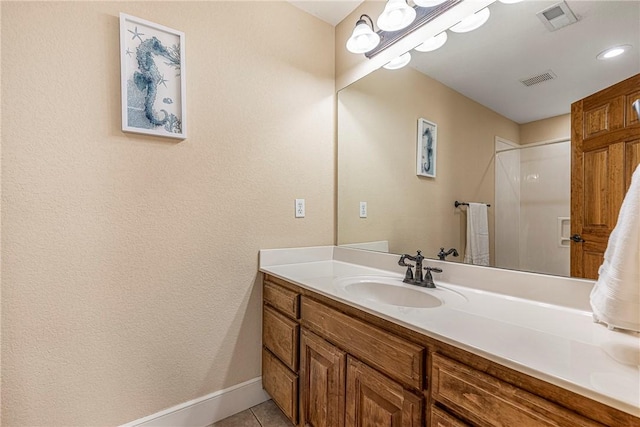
[[520, 114, 571, 145], [1, 2, 334, 425], [338, 66, 519, 260]]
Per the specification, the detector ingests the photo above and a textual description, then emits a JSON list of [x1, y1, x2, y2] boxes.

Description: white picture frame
[[120, 13, 186, 139], [417, 118, 437, 177]]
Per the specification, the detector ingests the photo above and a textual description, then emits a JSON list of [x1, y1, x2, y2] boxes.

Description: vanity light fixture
[[377, 0, 417, 32], [413, 0, 447, 7], [449, 7, 490, 33], [596, 45, 632, 60], [345, 0, 461, 59], [346, 15, 381, 54], [498, 0, 523, 4], [383, 52, 412, 70], [414, 31, 448, 52]]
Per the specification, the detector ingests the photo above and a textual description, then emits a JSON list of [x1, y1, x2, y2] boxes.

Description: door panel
[[571, 73, 640, 278], [625, 139, 640, 190], [345, 357, 422, 427], [583, 149, 609, 227]]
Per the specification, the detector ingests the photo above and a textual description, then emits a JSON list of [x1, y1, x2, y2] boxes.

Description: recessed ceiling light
[[597, 45, 632, 60]]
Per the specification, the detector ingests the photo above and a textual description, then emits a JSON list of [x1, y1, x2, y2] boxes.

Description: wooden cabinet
[[300, 329, 346, 427], [301, 297, 423, 389], [262, 348, 298, 423], [430, 406, 470, 427], [262, 277, 301, 425], [262, 274, 640, 427], [264, 305, 299, 371], [431, 353, 603, 427], [346, 357, 422, 427]]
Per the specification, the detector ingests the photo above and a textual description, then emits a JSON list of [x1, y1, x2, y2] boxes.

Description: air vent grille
[[520, 70, 557, 87]]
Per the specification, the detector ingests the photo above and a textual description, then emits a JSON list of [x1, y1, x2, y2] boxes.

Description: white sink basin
[[334, 275, 466, 309], [346, 281, 442, 308]]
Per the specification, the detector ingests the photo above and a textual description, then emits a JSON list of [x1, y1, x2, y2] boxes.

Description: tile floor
[[210, 400, 293, 427]]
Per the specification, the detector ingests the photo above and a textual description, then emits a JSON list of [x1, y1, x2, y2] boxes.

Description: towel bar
[[455, 201, 491, 208]]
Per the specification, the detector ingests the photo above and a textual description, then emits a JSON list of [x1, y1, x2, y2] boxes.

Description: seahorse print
[[125, 31, 182, 134]]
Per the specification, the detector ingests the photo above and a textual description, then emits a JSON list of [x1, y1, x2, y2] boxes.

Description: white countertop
[[259, 246, 640, 418]]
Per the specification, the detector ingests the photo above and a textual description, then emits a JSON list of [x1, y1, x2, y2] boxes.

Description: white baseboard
[[121, 377, 270, 427]]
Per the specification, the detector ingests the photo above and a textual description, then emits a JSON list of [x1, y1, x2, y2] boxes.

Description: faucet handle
[[398, 254, 414, 268], [399, 254, 415, 284], [425, 266, 443, 273]]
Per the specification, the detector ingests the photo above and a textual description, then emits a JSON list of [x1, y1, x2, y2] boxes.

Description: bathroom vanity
[[259, 246, 639, 427]]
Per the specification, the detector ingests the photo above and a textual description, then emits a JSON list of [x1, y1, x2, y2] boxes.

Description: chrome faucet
[[398, 251, 442, 288]]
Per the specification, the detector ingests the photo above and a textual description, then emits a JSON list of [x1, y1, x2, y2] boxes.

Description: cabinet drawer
[[430, 406, 470, 427], [263, 305, 299, 371], [264, 279, 299, 319], [301, 296, 424, 389], [262, 348, 298, 425], [431, 353, 603, 427]]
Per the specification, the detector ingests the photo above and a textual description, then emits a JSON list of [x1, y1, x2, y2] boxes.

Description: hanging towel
[[590, 164, 640, 332], [464, 202, 490, 266]]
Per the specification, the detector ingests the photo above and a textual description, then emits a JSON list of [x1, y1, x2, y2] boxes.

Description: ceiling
[[291, 0, 639, 124], [289, 0, 365, 26]]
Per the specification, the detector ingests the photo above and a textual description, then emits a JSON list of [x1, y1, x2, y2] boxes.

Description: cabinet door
[[345, 357, 422, 427], [300, 329, 346, 427]]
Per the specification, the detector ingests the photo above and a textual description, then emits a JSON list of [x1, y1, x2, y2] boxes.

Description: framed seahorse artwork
[[120, 14, 186, 139], [417, 117, 437, 178]]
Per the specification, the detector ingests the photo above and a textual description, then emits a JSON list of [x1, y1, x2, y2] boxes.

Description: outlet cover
[[359, 201, 367, 218], [295, 199, 305, 218]]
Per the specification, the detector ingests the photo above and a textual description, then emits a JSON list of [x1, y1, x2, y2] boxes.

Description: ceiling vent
[[537, 1, 578, 32], [519, 70, 557, 87]]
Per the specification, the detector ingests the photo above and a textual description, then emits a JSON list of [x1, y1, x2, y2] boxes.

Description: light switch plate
[[295, 199, 305, 218]]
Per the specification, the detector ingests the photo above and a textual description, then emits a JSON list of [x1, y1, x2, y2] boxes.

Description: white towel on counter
[[590, 164, 640, 332], [463, 202, 490, 266]]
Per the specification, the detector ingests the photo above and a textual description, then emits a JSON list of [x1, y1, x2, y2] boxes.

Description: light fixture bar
[[365, 0, 462, 59]]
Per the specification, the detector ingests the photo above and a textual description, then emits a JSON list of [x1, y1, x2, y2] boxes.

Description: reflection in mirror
[[337, 0, 639, 277]]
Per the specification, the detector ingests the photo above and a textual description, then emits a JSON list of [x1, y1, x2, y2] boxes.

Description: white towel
[[464, 202, 490, 266], [590, 164, 640, 332]]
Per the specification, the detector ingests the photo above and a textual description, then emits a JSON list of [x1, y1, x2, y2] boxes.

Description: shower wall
[[495, 140, 571, 276]]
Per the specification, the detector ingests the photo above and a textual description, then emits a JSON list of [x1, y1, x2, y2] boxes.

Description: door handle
[[570, 234, 585, 243]]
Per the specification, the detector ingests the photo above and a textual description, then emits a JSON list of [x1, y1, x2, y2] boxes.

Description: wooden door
[[571, 73, 640, 278], [300, 329, 346, 427], [345, 356, 422, 427]]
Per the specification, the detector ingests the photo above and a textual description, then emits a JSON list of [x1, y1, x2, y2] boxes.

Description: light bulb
[[383, 52, 411, 70], [450, 7, 490, 33], [414, 32, 448, 52], [413, 0, 446, 7], [377, 0, 416, 32], [346, 16, 380, 54]]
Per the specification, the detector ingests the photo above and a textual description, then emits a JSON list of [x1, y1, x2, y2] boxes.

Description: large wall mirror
[[337, 0, 639, 277]]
